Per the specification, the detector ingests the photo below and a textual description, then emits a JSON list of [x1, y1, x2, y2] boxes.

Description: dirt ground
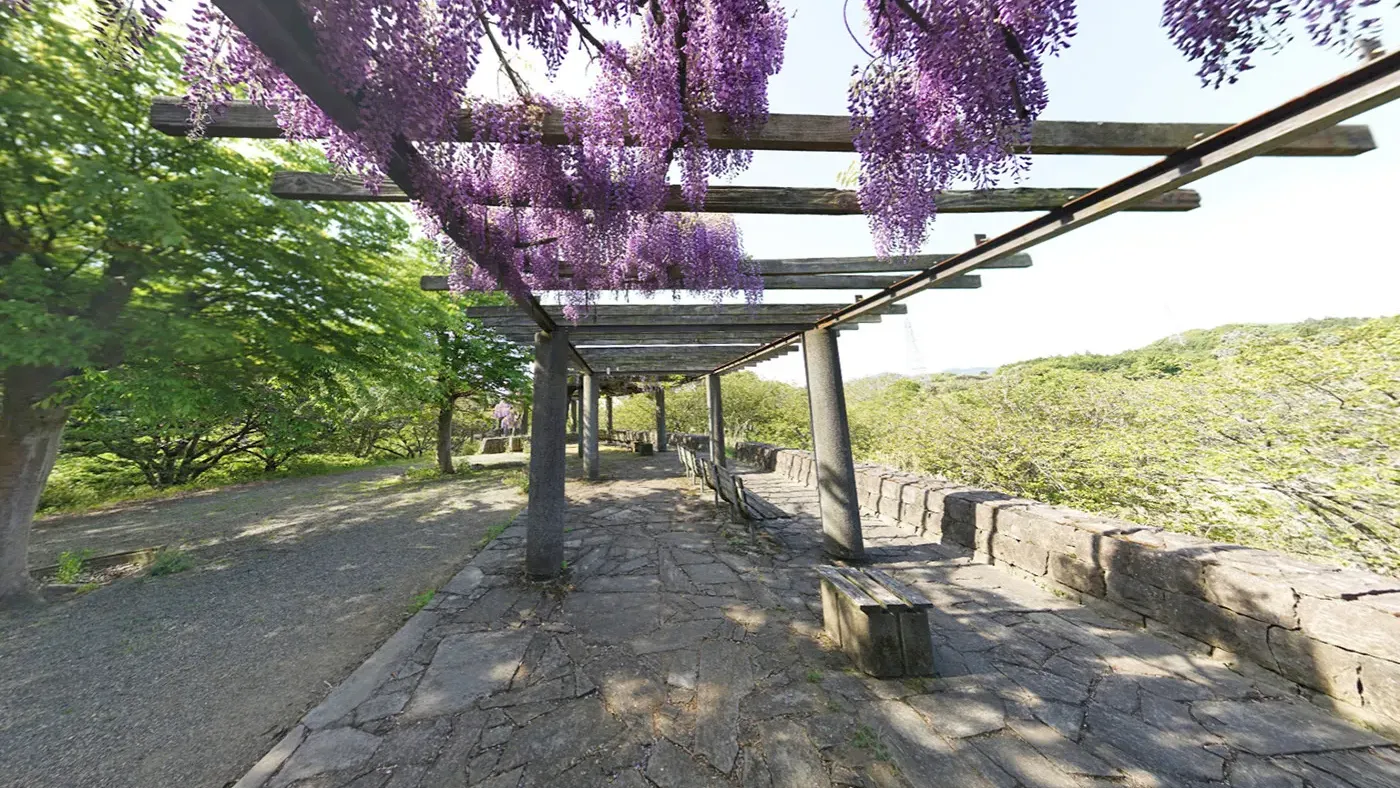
[[0, 463, 524, 788]]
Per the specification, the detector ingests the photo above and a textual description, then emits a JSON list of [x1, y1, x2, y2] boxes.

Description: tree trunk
[[437, 398, 457, 475], [0, 366, 70, 606]]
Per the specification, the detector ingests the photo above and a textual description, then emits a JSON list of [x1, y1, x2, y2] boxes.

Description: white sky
[[162, 1, 1400, 383]]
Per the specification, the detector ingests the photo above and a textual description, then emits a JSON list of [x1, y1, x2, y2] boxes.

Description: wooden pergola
[[154, 0, 1400, 576]]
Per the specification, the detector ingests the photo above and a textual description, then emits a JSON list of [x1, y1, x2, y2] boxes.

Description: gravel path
[[0, 464, 524, 788]]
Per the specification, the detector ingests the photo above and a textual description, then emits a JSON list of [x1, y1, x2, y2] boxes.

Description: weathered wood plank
[[152, 96, 1377, 156], [762, 274, 980, 290], [421, 273, 981, 291], [465, 304, 898, 320], [755, 253, 1031, 275], [274, 172, 1201, 214]]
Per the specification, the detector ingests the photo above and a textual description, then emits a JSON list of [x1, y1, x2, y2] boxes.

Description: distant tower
[[903, 317, 928, 376]]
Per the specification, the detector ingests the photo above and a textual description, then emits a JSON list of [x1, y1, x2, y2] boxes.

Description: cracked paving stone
[[496, 696, 624, 779], [1191, 700, 1391, 756], [969, 731, 1084, 788], [857, 700, 1000, 788], [693, 639, 754, 774], [684, 563, 742, 586], [998, 665, 1089, 705], [1297, 749, 1400, 788], [759, 720, 829, 788], [646, 738, 727, 788], [1003, 717, 1120, 778], [1083, 704, 1224, 781], [1229, 754, 1305, 788], [907, 685, 1005, 739], [269, 727, 382, 788], [402, 629, 532, 720]]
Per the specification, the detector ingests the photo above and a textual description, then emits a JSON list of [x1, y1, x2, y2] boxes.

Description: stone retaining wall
[[734, 440, 1400, 735]]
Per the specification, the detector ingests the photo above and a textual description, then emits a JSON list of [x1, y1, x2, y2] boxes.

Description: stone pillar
[[706, 374, 725, 467], [803, 327, 865, 561], [605, 395, 613, 438], [526, 330, 569, 578], [654, 388, 668, 452], [572, 392, 582, 457], [582, 374, 600, 480]]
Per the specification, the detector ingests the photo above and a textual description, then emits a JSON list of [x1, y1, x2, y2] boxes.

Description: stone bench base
[[818, 566, 934, 678]]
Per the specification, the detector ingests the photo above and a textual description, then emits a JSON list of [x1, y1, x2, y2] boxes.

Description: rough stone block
[[1359, 654, 1400, 723], [1049, 552, 1106, 598], [1112, 541, 1207, 598], [1202, 563, 1300, 629], [989, 533, 1049, 576], [1267, 626, 1362, 703], [1298, 598, 1400, 663]]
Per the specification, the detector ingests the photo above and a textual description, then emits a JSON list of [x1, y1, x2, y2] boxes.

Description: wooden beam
[[205, 1, 593, 373], [754, 253, 1031, 275], [152, 96, 1377, 156], [276, 172, 1200, 214], [463, 304, 905, 328], [422, 273, 981, 291], [712, 50, 1400, 376], [762, 274, 980, 290]]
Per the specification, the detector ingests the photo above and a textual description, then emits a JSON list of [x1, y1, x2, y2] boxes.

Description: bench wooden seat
[[675, 443, 788, 521], [817, 566, 934, 678]]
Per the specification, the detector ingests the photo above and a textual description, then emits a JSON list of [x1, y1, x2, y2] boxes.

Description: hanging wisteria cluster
[[493, 401, 520, 432], [175, 0, 784, 317], [849, 0, 1390, 257], [2, 0, 1390, 277]]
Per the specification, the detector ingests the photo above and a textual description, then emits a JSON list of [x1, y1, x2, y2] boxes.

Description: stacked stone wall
[[733, 440, 1400, 735]]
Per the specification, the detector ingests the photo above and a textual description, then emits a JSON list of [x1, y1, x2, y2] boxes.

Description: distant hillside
[[615, 316, 1400, 575], [845, 315, 1400, 575]]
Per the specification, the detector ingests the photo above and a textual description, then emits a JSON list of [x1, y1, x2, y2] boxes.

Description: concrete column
[[582, 375, 600, 480], [803, 327, 865, 561], [605, 395, 613, 438], [572, 393, 582, 457], [526, 329, 569, 578], [654, 388, 668, 452], [706, 374, 725, 467]]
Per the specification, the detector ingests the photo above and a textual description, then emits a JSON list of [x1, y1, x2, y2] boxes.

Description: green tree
[[0, 7, 420, 603]]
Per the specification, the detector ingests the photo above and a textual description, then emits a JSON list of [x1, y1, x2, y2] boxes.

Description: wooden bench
[[817, 566, 934, 678], [632, 441, 654, 456], [676, 444, 788, 521]]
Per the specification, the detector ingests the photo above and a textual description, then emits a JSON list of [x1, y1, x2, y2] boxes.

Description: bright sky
[[164, 2, 1400, 384]]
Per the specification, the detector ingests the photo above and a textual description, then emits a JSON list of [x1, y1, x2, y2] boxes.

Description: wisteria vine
[[2, 0, 1391, 284], [849, 0, 1391, 256]]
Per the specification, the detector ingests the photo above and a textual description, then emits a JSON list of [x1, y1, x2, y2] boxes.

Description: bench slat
[[816, 566, 882, 611], [844, 570, 913, 612], [863, 568, 934, 609]]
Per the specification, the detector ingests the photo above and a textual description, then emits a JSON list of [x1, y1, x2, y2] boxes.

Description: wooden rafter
[[150, 96, 1378, 156], [272, 172, 1200, 214], [421, 273, 982, 291]]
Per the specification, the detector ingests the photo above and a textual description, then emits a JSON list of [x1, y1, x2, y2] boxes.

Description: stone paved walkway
[[237, 451, 1400, 788]]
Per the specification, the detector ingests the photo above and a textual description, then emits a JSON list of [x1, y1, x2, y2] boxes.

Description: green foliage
[[54, 549, 92, 584], [502, 470, 530, 496], [477, 522, 510, 548], [407, 590, 435, 615], [608, 318, 1400, 576], [148, 548, 194, 577], [612, 372, 810, 447]]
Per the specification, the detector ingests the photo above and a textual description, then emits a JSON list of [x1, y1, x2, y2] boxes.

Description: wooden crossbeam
[[422, 273, 981, 291], [763, 274, 980, 290], [464, 304, 905, 330], [754, 253, 1031, 275], [151, 97, 1377, 156], [580, 346, 797, 366], [203, 1, 592, 372], [274, 172, 1200, 214]]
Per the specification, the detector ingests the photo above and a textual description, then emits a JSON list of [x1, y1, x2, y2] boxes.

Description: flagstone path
[[237, 452, 1400, 788]]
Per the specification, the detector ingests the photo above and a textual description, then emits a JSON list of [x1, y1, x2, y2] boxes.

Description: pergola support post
[[654, 388, 668, 452], [572, 394, 582, 457], [803, 327, 865, 562], [605, 395, 613, 439], [526, 330, 569, 578], [706, 375, 725, 467], [582, 375, 599, 480]]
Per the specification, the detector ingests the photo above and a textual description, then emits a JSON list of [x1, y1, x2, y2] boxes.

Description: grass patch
[[851, 725, 891, 761], [407, 590, 435, 615], [805, 669, 823, 683], [148, 548, 195, 577], [54, 549, 93, 584], [502, 470, 529, 496], [477, 522, 510, 548], [38, 453, 413, 517]]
